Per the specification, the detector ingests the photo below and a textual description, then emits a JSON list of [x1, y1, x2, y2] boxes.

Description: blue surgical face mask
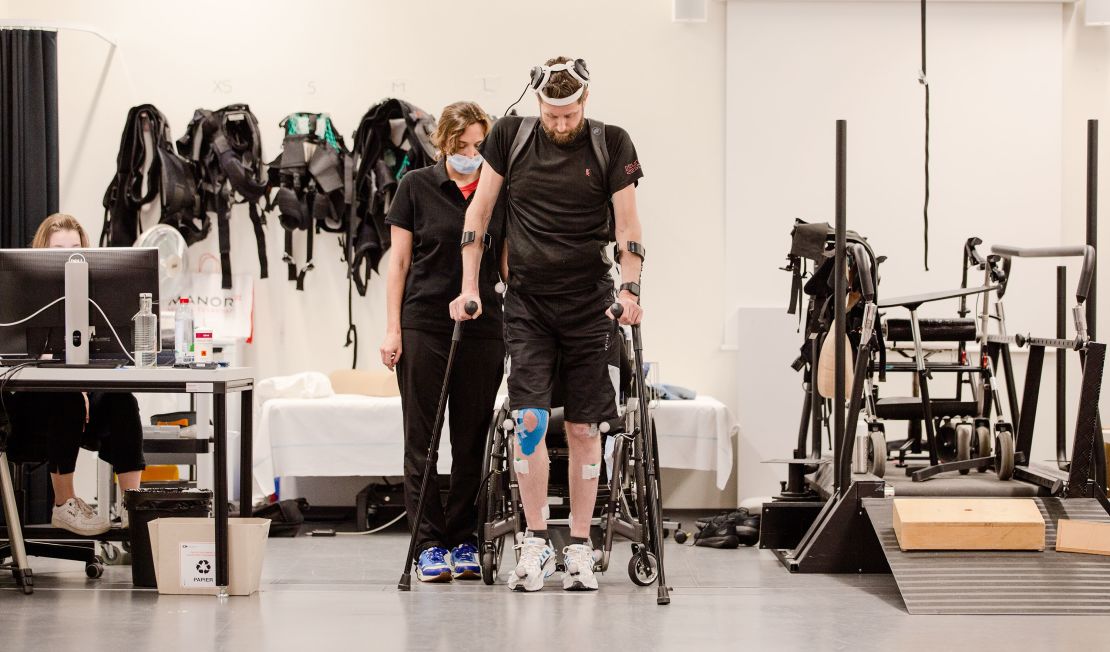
[[447, 153, 483, 175]]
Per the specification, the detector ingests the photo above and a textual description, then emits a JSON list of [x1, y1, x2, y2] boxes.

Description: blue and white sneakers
[[507, 534, 556, 592], [417, 547, 452, 583], [449, 543, 481, 580]]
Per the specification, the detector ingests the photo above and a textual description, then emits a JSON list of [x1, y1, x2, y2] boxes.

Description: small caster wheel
[[995, 429, 1015, 481], [868, 430, 886, 478], [101, 543, 121, 563], [673, 530, 689, 544], [956, 423, 972, 475], [480, 549, 498, 586], [86, 562, 104, 579], [628, 551, 659, 586], [975, 425, 992, 471], [937, 419, 957, 462]]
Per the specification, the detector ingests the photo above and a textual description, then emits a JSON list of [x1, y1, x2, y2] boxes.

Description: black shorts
[[504, 279, 620, 423]]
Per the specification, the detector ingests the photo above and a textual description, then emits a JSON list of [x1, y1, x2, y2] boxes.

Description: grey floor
[[3, 523, 1110, 652]]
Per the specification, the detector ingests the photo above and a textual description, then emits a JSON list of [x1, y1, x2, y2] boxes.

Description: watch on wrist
[[619, 282, 641, 297]]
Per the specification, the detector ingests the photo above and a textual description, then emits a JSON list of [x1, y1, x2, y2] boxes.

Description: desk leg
[[213, 390, 229, 595], [240, 389, 253, 518]]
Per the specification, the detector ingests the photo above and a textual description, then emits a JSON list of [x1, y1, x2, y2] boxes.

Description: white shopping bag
[[176, 253, 255, 342]]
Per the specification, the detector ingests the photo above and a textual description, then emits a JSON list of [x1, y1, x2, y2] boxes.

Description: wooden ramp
[[863, 497, 1110, 614]]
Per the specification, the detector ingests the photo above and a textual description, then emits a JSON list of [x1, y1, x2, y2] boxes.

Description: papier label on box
[[180, 542, 217, 589]]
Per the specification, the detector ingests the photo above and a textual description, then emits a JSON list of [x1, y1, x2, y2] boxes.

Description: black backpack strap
[[587, 119, 609, 186], [298, 223, 314, 291], [249, 201, 268, 279], [284, 229, 297, 282], [507, 117, 538, 180], [215, 192, 233, 290]]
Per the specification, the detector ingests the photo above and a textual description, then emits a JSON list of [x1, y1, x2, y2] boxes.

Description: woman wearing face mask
[[381, 101, 505, 583]]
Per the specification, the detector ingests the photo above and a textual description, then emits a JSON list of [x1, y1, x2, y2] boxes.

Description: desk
[[1, 365, 253, 595]]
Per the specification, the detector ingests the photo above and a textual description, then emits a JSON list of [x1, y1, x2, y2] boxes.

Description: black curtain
[[0, 29, 59, 248]]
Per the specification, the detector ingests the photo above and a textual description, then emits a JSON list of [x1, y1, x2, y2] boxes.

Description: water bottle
[[852, 419, 870, 475], [132, 293, 158, 368], [174, 297, 195, 365]]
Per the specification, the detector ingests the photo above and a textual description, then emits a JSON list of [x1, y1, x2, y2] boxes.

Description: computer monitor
[[0, 247, 159, 361]]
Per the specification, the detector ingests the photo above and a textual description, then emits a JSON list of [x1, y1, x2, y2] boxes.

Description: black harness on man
[[100, 104, 204, 250], [177, 104, 270, 289], [461, 114, 645, 274]]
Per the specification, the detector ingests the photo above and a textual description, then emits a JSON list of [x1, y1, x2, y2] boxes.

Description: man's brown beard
[[542, 119, 586, 145]]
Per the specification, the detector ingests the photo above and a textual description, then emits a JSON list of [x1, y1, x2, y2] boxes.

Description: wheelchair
[[475, 311, 671, 604]]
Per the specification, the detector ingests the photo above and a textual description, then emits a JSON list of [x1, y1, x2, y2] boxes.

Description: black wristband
[[619, 282, 640, 297]]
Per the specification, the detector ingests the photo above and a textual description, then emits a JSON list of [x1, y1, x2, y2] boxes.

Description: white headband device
[[535, 63, 589, 107]]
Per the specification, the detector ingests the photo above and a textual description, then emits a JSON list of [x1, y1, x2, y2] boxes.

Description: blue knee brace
[[513, 408, 549, 456]]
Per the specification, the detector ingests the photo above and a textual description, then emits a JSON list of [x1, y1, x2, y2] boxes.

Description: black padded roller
[[883, 317, 976, 342]]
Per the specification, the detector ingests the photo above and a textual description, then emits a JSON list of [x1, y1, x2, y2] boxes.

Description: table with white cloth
[[261, 394, 738, 489]]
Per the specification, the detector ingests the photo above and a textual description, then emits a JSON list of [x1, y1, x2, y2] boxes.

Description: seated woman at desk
[[3, 214, 145, 535]]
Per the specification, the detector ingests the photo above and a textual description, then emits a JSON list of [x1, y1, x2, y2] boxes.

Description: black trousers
[[397, 328, 504, 553], [4, 391, 146, 475]]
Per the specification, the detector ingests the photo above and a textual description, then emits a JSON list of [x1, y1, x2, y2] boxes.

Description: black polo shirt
[[385, 160, 504, 339], [480, 116, 643, 296]]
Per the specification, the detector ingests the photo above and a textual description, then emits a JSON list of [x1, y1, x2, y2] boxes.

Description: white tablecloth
[[260, 394, 737, 488], [652, 396, 738, 489], [261, 395, 451, 478]]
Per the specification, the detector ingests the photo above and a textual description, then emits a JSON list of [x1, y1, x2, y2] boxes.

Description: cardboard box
[[148, 517, 270, 596], [892, 498, 1045, 551]]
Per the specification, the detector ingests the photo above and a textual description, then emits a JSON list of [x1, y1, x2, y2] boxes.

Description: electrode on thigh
[[513, 407, 549, 456], [581, 463, 601, 480], [514, 458, 530, 474]]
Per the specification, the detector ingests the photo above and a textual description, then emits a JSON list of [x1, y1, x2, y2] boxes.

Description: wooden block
[[892, 498, 1045, 551], [1057, 519, 1110, 556]]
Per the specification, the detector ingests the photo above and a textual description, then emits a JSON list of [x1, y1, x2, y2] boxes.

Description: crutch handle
[[609, 302, 624, 320], [464, 301, 478, 316]]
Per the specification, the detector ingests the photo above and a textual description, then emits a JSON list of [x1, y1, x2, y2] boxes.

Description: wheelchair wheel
[[85, 558, 104, 579], [477, 405, 511, 585], [956, 423, 972, 475], [628, 546, 659, 587]]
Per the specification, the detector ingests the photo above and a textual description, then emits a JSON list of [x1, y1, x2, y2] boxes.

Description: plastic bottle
[[174, 297, 195, 365], [132, 293, 158, 368]]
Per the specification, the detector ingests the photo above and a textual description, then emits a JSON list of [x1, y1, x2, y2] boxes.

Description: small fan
[[135, 224, 189, 346]]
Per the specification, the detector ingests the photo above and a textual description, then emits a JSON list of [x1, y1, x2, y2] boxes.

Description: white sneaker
[[561, 544, 599, 591], [51, 498, 110, 536], [507, 534, 555, 592]]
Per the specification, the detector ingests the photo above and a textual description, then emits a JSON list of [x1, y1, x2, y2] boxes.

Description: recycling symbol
[[196, 560, 212, 574]]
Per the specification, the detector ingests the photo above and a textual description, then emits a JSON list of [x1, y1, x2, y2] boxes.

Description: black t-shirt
[[385, 160, 504, 339], [480, 116, 643, 295]]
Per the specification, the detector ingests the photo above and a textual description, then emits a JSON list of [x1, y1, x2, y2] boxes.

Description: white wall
[[727, 1, 1071, 500], [1064, 2, 1110, 348], [5, 0, 732, 506]]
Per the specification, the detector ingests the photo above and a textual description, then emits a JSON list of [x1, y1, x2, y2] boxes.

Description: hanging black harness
[[177, 104, 270, 289], [349, 98, 438, 296], [265, 112, 352, 291], [100, 104, 204, 249]]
